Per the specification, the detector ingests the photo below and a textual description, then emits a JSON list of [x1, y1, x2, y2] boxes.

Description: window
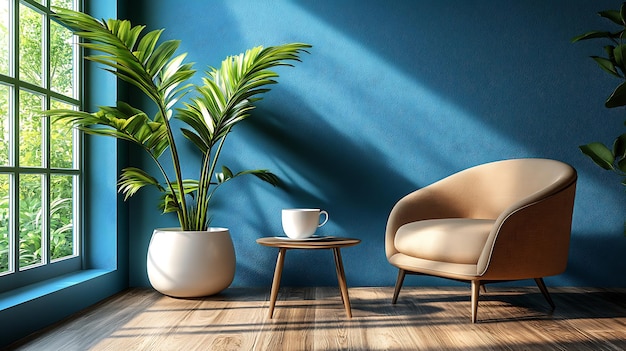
[[0, 0, 80, 292]]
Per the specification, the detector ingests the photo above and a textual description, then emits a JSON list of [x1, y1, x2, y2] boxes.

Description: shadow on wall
[[291, 0, 617, 151], [226, 92, 420, 287]]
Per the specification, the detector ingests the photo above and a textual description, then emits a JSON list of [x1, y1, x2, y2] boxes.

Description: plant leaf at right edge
[[616, 131, 626, 172], [571, 30, 614, 42], [591, 56, 621, 78], [580, 142, 615, 170], [605, 81, 626, 107], [613, 133, 626, 159], [599, 9, 624, 26]]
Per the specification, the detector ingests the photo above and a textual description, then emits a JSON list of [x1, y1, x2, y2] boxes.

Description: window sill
[[0, 269, 113, 311]]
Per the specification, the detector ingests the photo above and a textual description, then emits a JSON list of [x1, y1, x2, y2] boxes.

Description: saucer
[[273, 235, 335, 241]]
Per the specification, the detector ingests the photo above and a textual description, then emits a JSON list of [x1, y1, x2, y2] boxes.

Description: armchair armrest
[[385, 184, 474, 259], [476, 179, 577, 279]]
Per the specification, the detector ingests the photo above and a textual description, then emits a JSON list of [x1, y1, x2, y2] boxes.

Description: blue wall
[[122, 0, 626, 288]]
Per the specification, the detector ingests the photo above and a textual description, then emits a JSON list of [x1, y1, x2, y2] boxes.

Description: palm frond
[[52, 7, 195, 111], [118, 167, 165, 200], [177, 43, 311, 152], [47, 102, 170, 159], [215, 167, 280, 187]]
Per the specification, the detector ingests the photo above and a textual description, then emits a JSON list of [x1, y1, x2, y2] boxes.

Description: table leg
[[268, 248, 287, 319], [332, 247, 352, 318]]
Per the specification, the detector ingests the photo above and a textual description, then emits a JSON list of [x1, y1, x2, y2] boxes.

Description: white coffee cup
[[281, 208, 329, 239]]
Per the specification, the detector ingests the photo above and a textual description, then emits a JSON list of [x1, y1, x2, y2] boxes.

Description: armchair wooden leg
[[471, 280, 481, 323], [535, 278, 555, 310], [392, 269, 406, 304]]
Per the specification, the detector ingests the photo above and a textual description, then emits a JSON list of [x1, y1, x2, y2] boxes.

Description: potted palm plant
[[47, 8, 310, 297]]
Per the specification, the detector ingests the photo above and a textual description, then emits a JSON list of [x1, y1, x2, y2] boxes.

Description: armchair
[[385, 158, 577, 322]]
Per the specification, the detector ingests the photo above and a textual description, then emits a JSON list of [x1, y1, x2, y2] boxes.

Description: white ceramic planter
[[147, 227, 235, 298]]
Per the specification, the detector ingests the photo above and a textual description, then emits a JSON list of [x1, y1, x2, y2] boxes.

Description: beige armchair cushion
[[395, 219, 495, 265]]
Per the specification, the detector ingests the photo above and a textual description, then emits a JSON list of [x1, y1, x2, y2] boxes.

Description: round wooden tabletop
[[256, 236, 361, 250]]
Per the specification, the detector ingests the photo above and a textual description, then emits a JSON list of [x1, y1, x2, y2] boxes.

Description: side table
[[256, 236, 361, 318]]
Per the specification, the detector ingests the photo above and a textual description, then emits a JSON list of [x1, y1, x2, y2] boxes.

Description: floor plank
[[6, 286, 626, 350]]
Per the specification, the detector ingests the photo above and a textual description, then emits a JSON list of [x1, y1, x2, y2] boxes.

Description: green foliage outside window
[[0, 0, 77, 274]]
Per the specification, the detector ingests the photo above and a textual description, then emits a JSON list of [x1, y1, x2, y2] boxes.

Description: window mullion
[[8, 173, 15, 273], [42, 173, 49, 264], [11, 0, 17, 83], [10, 74, 17, 273], [43, 8, 50, 265]]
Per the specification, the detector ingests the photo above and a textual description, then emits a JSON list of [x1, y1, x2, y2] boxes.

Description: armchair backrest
[[427, 158, 576, 220]]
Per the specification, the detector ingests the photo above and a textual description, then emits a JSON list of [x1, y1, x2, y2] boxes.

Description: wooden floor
[[6, 286, 626, 350]]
